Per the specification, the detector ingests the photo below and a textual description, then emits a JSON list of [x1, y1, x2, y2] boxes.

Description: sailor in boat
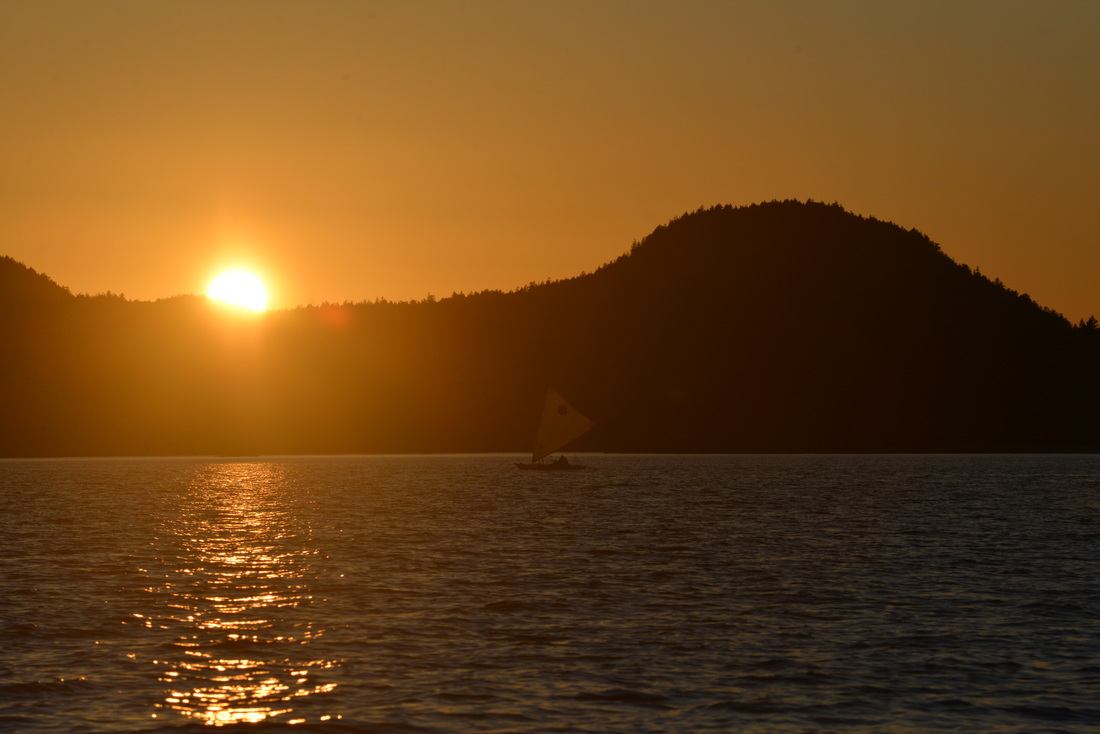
[[555, 455, 569, 466]]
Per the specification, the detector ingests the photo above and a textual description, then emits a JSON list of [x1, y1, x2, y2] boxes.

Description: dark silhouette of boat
[[515, 388, 594, 470]]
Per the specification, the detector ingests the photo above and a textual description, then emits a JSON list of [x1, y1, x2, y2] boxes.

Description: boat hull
[[514, 462, 586, 471]]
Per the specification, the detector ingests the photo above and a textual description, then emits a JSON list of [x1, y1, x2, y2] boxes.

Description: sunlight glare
[[207, 271, 268, 311]]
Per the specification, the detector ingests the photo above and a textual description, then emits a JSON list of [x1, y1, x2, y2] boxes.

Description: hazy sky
[[3, 1, 1098, 317]]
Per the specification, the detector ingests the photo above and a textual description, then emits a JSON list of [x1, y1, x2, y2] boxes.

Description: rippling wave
[[140, 462, 339, 727], [2, 454, 1099, 732]]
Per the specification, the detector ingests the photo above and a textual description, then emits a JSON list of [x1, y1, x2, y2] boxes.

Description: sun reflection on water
[[145, 462, 340, 726]]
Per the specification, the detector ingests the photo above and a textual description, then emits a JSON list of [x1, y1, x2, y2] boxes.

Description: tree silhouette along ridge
[[2, 200, 1097, 456]]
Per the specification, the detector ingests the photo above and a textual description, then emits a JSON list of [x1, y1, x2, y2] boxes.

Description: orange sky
[[3, 2, 1099, 318]]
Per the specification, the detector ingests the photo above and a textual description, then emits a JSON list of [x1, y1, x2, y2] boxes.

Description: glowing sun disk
[[208, 271, 268, 311]]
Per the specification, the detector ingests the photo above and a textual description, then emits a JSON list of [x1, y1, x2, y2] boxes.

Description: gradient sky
[[3, 1, 1098, 318]]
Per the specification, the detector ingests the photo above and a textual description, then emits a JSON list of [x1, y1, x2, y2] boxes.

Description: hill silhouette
[[3, 200, 1099, 457], [0, 255, 73, 306]]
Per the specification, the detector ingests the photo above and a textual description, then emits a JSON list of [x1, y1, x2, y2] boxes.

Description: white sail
[[532, 388, 594, 462]]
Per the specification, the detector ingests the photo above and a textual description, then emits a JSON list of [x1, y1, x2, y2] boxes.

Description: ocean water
[[1, 454, 1098, 733]]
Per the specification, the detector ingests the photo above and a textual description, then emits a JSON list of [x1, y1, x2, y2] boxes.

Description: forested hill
[[3, 200, 1099, 457], [0, 255, 72, 305]]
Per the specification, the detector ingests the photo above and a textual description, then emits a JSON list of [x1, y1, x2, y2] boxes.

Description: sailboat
[[515, 388, 594, 470]]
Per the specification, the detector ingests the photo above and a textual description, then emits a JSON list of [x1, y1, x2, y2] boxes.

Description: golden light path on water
[[140, 462, 341, 726]]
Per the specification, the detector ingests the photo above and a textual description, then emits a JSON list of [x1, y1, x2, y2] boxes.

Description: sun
[[207, 270, 268, 311]]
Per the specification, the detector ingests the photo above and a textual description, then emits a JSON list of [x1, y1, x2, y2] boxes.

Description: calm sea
[[1, 454, 1098, 733]]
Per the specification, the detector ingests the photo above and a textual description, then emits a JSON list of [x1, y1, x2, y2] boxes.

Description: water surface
[[2, 454, 1098, 732]]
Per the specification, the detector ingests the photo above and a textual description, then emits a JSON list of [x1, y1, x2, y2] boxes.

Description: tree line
[[2, 200, 1098, 456]]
